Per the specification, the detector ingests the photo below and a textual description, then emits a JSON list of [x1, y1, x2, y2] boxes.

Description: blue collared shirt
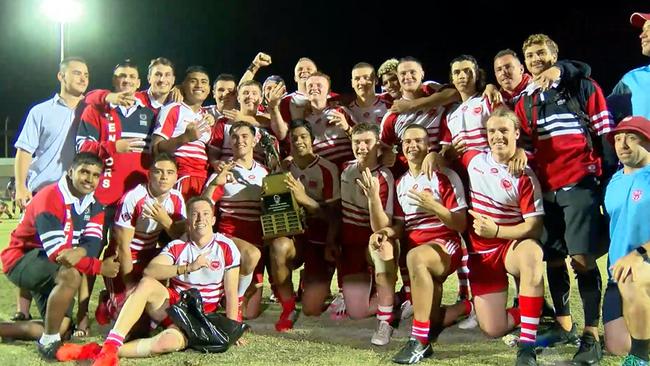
[[15, 94, 81, 192]]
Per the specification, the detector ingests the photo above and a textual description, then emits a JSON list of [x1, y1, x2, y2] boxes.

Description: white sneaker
[[371, 320, 394, 346], [400, 299, 414, 320], [457, 307, 478, 329], [327, 293, 347, 320]]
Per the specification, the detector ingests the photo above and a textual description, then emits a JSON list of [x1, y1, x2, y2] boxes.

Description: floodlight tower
[[41, 0, 83, 61]]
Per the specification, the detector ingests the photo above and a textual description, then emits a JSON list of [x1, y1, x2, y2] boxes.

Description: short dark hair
[[186, 196, 214, 216], [113, 59, 139, 74], [289, 119, 314, 141], [71, 152, 103, 169], [449, 54, 486, 93], [403, 124, 429, 137], [150, 152, 177, 169], [148, 57, 174, 76], [213, 73, 236, 88], [493, 49, 519, 61], [229, 121, 256, 137], [59, 56, 87, 72], [184, 66, 210, 80], [398, 56, 423, 68], [351, 122, 380, 139]]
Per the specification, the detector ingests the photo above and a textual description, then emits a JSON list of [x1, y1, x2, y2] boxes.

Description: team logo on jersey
[[473, 106, 483, 115], [210, 260, 221, 270], [308, 180, 318, 188], [632, 189, 643, 202], [587, 164, 596, 173], [121, 212, 132, 222], [422, 188, 433, 195], [490, 168, 499, 174], [501, 179, 513, 190], [273, 195, 281, 204], [249, 175, 256, 180]]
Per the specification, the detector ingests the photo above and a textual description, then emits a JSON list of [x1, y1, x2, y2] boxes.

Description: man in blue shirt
[[603, 115, 650, 365], [608, 12, 650, 122]]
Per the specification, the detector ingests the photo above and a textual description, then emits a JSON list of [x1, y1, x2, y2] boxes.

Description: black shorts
[[6, 248, 61, 319], [540, 176, 608, 261], [602, 281, 622, 324]]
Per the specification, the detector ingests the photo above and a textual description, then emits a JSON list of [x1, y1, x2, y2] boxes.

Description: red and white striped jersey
[[345, 95, 391, 125], [304, 107, 354, 169], [288, 155, 340, 244], [461, 150, 544, 253], [340, 162, 394, 244], [154, 103, 212, 179], [161, 233, 240, 309], [440, 95, 492, 152], [203, 105, 224, 120], [279, 91, 310, 122], [394, 168, 467, 247], [113, 184, 186, 264], [209, 117, 276, 164], [205, 161, 267, 245], [379, 85, 447, 149]]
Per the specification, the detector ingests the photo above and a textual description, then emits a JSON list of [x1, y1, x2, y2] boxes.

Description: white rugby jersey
[[154, 102, 212, 178], [461, 149, 544, 253], [379, 85, 447, 149], [113, 184, 186, 263], [441, 95, 492, 151], [304, 107, 354, 169], [394, 168, 467, 247], [205, 161, 267, 242], [161, 233, 240, 308], [209, 117, 275, 164], [288, 155, 340, 204], [346, 95, 391, 125], [340, 162, 394, 243]]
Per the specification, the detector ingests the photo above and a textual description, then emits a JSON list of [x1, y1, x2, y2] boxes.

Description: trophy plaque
[[260, 172, 306, 240]]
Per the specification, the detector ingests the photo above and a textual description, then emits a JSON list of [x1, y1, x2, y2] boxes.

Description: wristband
[[494, 225, 500, 238], [247, 63, 258, 72]]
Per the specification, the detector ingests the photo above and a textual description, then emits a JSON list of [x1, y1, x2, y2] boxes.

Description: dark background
[[0, 0, 648, 157]]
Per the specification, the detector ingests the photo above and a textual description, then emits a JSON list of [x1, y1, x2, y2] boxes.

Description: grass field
[[0, 217, 626, 365]]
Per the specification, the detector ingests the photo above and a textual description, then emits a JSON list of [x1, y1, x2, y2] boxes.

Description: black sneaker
[[37, 340, 62, 361], [392, 338, 433, 364], [534, 322, 579, 348], [572, 333, 602, 365], [515, 343, 537, 366]]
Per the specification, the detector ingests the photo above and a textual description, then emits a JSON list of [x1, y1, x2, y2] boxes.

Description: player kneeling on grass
[[456, 107, 546, 366], [95, 153, 187, 328], [60, 197, 241, 365], [369, 124, 468, 364], [270, 119, 341, 331], [339, 123, 396, 346], [0, 152, 120, 360], [602, 116, 650, 366]]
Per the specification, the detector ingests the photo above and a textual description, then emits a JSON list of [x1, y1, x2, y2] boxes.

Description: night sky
[[0, 0, 648, 156]]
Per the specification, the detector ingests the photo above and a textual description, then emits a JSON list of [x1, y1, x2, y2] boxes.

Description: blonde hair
[[489, 106, 521, 130], [522, 34, 559, 57], [377, 58, 399, 79]]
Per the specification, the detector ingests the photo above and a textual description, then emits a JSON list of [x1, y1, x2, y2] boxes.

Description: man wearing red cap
[[602, 116, 650, 365], [608, 12, 650, 122]]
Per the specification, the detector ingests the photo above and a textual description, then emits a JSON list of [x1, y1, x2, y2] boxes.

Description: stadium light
[[41, 0, 83, 62]]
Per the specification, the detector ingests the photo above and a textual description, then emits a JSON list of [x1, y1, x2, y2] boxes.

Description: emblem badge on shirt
[[210, 260, 221, 270], [473, 106, 483, 115], [490, 168, 499, 174], [501, 179, 513, 190], [139, 114, 148, 126], [308, 180, 318, 188], [587, 164, 596, 173], [249, 175, 256, 180], [632, 189, 643, 202]]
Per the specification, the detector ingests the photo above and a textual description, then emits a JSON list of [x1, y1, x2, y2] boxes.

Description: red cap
[[613, 116, 650, 141], [630, 12, 650, 28]]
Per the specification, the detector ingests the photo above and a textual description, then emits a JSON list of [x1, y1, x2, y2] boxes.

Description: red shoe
[[56, 342, 101, 361], [95, 290, 111, 326], [92, 344, 119, 366]]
